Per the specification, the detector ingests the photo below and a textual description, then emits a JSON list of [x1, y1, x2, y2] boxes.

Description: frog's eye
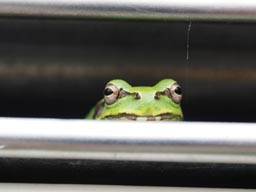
[[104, 84, 119, 105], [169, 83, 182, 104]]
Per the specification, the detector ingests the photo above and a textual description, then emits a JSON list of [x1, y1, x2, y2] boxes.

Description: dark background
[[0, 18, 255, 122]]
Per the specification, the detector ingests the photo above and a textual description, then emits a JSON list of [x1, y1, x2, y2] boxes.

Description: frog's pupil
[[104, 88, 113, 96], [175, 87, 182, 95]]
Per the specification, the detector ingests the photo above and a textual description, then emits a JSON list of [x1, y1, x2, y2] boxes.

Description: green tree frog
[[87, 79, 183, 121]]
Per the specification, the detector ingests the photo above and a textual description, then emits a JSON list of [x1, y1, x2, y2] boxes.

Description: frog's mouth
[[102, 113, 182, 121]]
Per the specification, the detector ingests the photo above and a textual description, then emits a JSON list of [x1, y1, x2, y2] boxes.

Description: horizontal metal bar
[[0, 184, 253, 192], [0, 118, 256, 164], [0, 0, 256, 21]]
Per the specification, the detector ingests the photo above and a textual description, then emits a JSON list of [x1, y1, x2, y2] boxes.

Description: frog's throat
[[101, 113, 182, 121]]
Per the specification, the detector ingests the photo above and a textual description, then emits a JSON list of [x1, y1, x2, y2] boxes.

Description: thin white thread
[[186, 21, 192, 61], [185, 21, 192, 106]]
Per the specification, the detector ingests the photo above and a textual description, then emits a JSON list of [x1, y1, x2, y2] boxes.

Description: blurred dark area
[[1, 158, 256, 189], [0, 18, 255, 122]]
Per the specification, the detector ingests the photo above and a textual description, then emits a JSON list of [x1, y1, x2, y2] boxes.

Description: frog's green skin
[[87, 79, 183, 121]]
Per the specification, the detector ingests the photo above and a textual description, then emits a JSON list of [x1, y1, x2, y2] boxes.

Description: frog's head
[[95, 79, 183, 121]]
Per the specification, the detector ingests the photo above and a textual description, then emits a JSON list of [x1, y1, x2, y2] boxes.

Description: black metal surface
[[0, 18, 255, 122], [0, 158, 255, 188]]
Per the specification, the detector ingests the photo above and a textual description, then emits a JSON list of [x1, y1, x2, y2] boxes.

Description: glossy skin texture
[[87, 79, 183, 121]]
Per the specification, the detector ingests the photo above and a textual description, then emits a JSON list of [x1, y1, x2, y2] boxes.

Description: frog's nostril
[[154, 91, 162, 100], [134, 92, 141, 99]]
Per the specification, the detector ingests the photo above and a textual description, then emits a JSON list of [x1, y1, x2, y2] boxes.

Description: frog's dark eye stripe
[[93, 100, 104, 119], [154, 82, 182, 104], [119, 88, 140, 100], [104, 83, 139, 105]]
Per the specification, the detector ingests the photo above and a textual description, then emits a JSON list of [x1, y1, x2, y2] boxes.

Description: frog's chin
[[101, 113, 182, 121]]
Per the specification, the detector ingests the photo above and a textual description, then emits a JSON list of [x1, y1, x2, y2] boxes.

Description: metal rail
[[0, 118, 256, 164], [0, 184, 253, 192], [0, 0, 256, 21]]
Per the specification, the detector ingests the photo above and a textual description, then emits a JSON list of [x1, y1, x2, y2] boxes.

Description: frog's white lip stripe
[[102, 113, 182, 121]]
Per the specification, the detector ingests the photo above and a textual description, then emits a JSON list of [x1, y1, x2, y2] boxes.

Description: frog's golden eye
[[169, 83, 182, 104], [104, 84, 119, 105]]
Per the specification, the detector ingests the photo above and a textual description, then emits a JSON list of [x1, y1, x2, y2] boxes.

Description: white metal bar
[[0, 184, 253, 192], [0, 0, 256, 21], [0, 118, 256, 164]]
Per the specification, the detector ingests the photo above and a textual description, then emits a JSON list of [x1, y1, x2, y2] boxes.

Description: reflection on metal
[[0, 0, 256, 21], [0, 184, 253, 192], [0, 64, 255, 81], [0, 118, 256, 164]]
